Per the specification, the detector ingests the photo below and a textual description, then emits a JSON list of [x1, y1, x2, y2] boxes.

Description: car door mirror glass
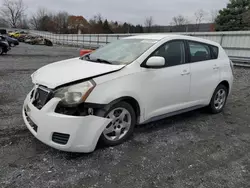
[[145, 56, 165, 67]]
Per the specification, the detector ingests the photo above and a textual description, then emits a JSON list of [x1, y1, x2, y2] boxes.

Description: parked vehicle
[[8, 31, 21, 39], [0, 29, 7, 35], [0, 35, 10, 54], [3, 35, 19, 46], [80, 49, 94, 56], [24, 35, 53, 46], [23, 34, 234, 153]]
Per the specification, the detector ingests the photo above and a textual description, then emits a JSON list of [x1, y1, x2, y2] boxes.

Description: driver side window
[[152, 40, 185, 67]]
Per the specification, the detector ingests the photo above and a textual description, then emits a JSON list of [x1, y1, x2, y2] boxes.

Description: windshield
[[83, 39, 158, 65]]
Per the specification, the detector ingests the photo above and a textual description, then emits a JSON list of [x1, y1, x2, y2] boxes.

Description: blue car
[[3, 35, 19, 46]]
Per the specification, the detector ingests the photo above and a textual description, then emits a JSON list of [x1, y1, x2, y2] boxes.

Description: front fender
[[86, 79, 145, 123]]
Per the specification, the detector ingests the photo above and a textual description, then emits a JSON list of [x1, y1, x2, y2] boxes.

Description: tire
[[98, 101, 136, 146], [0, 47, 3, 55], [208, 84, 228, 114]]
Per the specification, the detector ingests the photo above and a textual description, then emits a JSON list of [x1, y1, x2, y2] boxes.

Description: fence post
[[67, 34, 68, 46], [77, 34, 78, 47], [106, 35, 108, 44], [220, 34, 225, 46], [90, 34, 91, 49], [83, 34, 84, 48], [97, 34, 99, 46]]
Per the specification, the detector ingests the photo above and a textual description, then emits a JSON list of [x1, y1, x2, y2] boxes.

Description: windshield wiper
[[80, 55, 113, 65], [96, 58, 112, 64]]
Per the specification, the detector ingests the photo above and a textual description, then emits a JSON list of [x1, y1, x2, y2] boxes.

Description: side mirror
[[145, 56, 165, 68]]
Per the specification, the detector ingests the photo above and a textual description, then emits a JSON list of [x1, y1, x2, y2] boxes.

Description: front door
[[141, 40, 191, 121]]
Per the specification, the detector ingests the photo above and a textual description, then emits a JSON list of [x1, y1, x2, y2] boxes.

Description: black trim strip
[[54, 66, 125, 90], [141, 105, 205, 125]]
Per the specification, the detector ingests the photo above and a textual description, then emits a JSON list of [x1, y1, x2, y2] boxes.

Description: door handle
[[213, 65, 219, 70], [181, 70, 190, 76]]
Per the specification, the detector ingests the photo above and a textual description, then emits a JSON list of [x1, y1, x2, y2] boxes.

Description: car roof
[[125, 34, 220, 47]]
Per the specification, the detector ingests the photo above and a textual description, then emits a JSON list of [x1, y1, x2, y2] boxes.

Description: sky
[[3, 0, 229, 25]]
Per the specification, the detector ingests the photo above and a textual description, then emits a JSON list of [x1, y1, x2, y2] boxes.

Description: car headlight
[[54, 80, 96, 105]]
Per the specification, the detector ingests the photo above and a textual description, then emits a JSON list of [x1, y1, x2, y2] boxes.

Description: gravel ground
[[0, 43, 250, 188]]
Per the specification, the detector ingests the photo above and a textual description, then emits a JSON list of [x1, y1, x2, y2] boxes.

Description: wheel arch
[[103, 96, 141, 124], [219, 80, 230, 93]]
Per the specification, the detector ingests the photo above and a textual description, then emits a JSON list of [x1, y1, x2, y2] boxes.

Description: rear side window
[[188, 41, 212, 62], [210, 45, 219, 59]]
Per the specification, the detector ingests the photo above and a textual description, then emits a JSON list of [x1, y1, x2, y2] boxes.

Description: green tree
[[102, 19, 112, 33], [215, 0, 250, 31]]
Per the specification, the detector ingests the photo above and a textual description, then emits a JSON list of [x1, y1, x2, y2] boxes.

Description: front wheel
[[208, 84, 228, 114], [98, 102, 136, 146]]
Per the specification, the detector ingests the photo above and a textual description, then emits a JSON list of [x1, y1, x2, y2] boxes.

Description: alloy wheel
[[103, 107, 132, 141], [214, 88, 226, 110]]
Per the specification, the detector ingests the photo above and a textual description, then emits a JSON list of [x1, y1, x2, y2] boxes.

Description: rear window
[[188, 41, 211, 62]]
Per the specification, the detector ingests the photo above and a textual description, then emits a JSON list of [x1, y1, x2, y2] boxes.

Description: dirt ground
[[0, 43, 250, 188]]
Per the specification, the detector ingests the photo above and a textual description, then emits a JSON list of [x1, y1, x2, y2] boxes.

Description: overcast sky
[[4, 0, 229, 25]]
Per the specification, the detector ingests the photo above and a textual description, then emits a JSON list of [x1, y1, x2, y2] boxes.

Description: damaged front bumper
[[22, 91, 111, 153]]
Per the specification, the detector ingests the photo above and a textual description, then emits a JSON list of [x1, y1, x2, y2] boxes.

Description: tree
[[122, 22, 130, 33], [0, 0, 26, 28], [135, 24, 144, 33], [53, 11, 69, 33], [89, 13, 104, 33], [18, 15, 29, 29], [210, 10, 219, 23], [171, 15, 189, 32], [144, 16, 154, 32], [102, 19, 112, 33], [30, 7, 48, 30], [0, 18, 8, 27], [195, 9, 207, 31], [215, 0, 250, 31]]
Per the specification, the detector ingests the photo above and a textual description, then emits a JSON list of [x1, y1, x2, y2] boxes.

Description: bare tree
[[30, 7, 48, 29], [171, 15, 189, 26], [171, 15, 189, 32], [89, 13, 103, 33], [144, 16, 154, 32], [53, 11, 69, 33], [195, 9, 207, 31], [0, 0, 26, 28], [210, 9, 219, 23], [18, 14, 29, 29]]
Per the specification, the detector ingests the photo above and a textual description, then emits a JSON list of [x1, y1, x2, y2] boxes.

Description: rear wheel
[[208, 84, 228, 114], [98, 102, 136, 146]]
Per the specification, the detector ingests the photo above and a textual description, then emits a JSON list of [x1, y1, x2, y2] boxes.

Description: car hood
[[32, 57, 125, 89]]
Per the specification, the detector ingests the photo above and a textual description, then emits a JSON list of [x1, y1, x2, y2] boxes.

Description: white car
[[23, 34, 234, 153]]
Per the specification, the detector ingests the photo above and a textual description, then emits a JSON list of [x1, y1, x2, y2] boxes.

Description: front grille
[[52, 132, 70, 145], [32, 86, 52, 109]]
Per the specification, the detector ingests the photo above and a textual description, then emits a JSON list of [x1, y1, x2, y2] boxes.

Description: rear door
[[187, 40, 220, 105]]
